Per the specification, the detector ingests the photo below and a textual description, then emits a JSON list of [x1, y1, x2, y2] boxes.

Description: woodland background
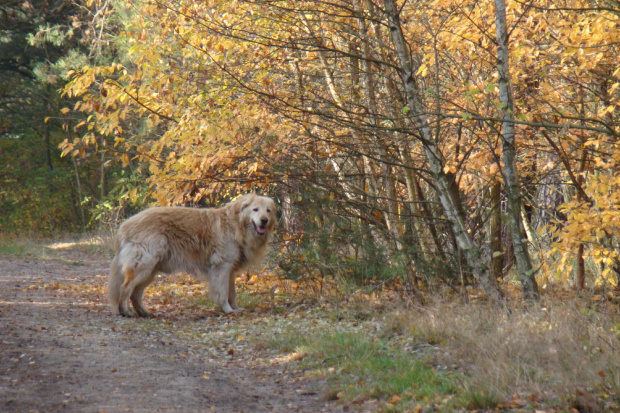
[[1, 0, 618, 298], [1, 1, 619, 411]]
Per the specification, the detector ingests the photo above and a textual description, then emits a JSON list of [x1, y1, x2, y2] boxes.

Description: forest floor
[[0, 239, 334, 413], [1, 237, 618, 413]]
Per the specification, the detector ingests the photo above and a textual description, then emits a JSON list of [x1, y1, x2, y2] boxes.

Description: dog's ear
[[231, 193, 255, 214]]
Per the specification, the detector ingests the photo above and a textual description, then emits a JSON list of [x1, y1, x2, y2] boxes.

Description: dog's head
[[234, 193, 277, 238]]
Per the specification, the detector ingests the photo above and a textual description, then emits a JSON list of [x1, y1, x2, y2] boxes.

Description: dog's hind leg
[[130, 273, 156, 318], [118, 268, 137, 317], [119, 266, 156, 317]]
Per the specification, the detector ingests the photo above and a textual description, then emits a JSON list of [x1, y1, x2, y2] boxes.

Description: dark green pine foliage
[[1, 1, 95, 233]]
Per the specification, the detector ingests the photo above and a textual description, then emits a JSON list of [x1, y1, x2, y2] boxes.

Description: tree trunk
[[384, 0, 504, 303], [493, 0, 539, 300], [66, 124, 86, 230], [356, 9, 402, 252], [44, 85, 53, 171], [575, 88, 589, 290], [100, 133, 106, 201], [490, 181, 504, 280]]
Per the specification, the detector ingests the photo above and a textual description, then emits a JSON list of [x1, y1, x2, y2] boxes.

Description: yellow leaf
[[416, 63, 428, 77], [443, 164, 457, 174], [389, 395, 402, 404]]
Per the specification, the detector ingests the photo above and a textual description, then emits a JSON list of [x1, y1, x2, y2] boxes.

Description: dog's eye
[[253, 208, 259, 212], [266, 209, 271, 213]]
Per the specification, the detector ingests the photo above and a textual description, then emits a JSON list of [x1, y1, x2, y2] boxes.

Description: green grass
[[0, 238, 50, 257], [460, 384, 503, 410], [262, 296, 620, 412], [0, 235, 112, 259], [268, 328, 459, 410]]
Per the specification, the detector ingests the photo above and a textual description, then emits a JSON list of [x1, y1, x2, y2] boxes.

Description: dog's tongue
[[256, 226, 266, 235]]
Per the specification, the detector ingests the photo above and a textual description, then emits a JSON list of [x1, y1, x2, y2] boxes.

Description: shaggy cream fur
[[108, 193, 276, 316]]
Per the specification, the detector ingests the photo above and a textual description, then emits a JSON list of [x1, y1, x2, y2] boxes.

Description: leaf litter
[[1, 239, 617, 412], [0, 244, 333, 412]]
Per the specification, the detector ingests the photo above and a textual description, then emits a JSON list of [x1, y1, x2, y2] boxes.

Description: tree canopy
[[5, 0, 619, 296]]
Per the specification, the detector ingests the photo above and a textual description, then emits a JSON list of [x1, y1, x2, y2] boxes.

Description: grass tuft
[[0, 238, 51, 257], [388, 297, 620, 411], [267, 327, 459, 410], [0, 234, 113, 259]]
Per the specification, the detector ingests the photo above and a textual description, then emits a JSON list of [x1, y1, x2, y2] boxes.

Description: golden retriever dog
[[108, 193, 276, 316]]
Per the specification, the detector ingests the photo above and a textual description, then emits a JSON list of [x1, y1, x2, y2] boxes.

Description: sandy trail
[[0, 248, 328, 412]]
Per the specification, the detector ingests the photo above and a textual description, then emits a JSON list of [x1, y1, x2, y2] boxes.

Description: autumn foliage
[[60, 0, 619, 295]]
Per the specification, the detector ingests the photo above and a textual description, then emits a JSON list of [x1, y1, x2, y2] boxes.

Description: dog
[[108, 193, 276, 316]]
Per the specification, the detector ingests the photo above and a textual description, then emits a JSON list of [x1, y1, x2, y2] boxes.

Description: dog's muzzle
[[253, 219, 268, 236]]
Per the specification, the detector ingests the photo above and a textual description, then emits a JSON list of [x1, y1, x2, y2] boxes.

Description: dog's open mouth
[[253, 222, 267, 236]]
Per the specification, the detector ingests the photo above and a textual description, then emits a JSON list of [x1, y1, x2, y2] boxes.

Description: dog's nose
[[260, 218, 269, 226]]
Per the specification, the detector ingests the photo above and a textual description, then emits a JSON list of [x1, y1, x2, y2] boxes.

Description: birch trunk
[[493, 0, 539, 300], [384, 0, 504, 302]]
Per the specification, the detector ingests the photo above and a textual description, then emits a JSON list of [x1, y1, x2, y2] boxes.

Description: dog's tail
[[108, 240, 123, 314]]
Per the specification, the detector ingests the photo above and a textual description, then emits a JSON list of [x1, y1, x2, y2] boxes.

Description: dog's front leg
[[228, 271, 241, 310], [209, 263, 237, 314]]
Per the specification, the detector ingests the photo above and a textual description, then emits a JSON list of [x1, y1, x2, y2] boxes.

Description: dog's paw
[[135, 309, 153, 318], [118, 308, 135, 317], [220, 303, 235, 314], [221, 304, 244, 314]]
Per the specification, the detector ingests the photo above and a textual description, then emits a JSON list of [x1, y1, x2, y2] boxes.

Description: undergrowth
[[382, 297, 620, 412], [266, 328, 460, 411]]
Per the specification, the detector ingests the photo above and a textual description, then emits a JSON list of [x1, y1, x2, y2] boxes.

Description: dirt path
[[0, 246, 329, 412]]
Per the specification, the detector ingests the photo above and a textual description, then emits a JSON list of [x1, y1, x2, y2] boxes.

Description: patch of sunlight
[[271, 351, 305, 365], [48, 238, 105, 250]]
